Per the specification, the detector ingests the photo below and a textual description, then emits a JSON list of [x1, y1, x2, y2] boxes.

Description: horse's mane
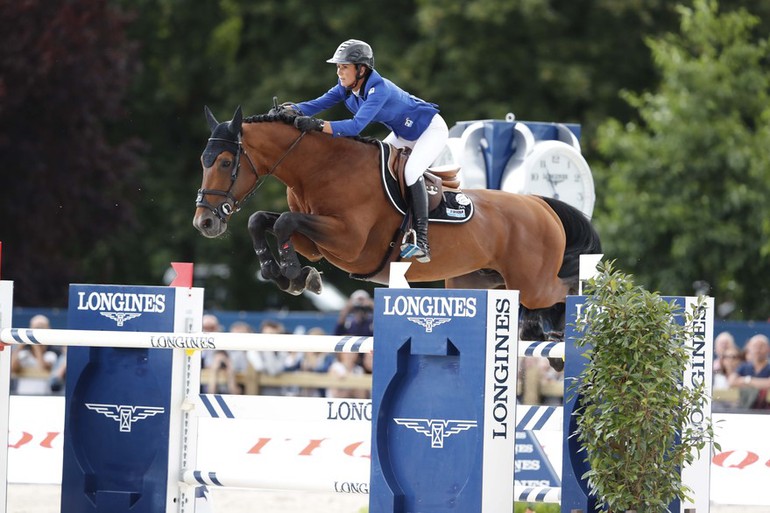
[[243, 112, 380, 147]]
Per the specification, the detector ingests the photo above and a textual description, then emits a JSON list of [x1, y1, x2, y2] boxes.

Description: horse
[[192, 106, 602, 349]]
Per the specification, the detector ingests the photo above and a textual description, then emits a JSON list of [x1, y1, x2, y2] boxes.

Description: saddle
[[378, 142, 474, 224], [388, 146, 462, 212]]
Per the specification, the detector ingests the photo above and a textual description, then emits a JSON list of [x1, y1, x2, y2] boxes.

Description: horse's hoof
[[519, 323, 545, 342], [260, 260, 282, 281], [282, 262, 301, 280], [304, 267, 323, 295], [547, 357, 565, 372]]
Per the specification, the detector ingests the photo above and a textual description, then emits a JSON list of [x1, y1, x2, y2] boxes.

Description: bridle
[[195, 130, 306, 223]]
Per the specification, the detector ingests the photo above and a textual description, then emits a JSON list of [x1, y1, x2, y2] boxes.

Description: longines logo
[[407, 317, 451, 333], [394, 418, 478, 448], [85, 403, 165, 432], [99, 312, 141, 327], [383, 295, 476, 319], [77, 291, 167, 326]]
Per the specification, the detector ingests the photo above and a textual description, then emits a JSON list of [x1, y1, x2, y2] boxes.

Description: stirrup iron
[[400, 229, 425, 259]]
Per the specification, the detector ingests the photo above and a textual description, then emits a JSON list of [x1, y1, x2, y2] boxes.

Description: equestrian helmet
[[326, 39, 374, 68]]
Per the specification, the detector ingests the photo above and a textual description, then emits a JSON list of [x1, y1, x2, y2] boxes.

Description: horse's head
[[193, 105, 259, 238]]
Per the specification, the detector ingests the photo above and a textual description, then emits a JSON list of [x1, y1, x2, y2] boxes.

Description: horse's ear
[[204, 105, 219, 131], [230, 106, 243, 135]]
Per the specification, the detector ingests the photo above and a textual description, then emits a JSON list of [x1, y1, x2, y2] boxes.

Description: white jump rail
[[0, 328, 564, 358], [0, 328, 373, 353], [180, 468, 562, 504]]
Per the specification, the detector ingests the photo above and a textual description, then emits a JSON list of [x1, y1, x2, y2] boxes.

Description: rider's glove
[[294, 116, 324, 132]]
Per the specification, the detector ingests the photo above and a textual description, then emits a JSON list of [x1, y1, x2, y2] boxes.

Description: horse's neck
[[246, 123, 378, 191]]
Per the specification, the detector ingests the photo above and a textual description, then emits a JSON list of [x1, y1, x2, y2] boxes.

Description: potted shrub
[[572, 261, 715, 513]]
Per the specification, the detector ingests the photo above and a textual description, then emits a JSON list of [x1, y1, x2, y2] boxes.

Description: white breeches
[[383, 114, 448, 186]]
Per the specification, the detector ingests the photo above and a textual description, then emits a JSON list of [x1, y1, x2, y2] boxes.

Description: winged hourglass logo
[[407, 317, 451, 333], [85, 403, 165, 432], [99, 312, 142, 327], [394, 418, 477, 448]]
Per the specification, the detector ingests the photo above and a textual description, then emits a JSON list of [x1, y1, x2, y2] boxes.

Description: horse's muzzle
[[193, 209, 227, 238]]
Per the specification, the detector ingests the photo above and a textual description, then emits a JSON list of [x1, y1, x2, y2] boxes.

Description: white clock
[[501, 139, 595, 218]]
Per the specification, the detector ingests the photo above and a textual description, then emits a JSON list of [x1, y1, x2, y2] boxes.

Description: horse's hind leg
[[446, 269, 505, 289], [520, 304, 566, 372]]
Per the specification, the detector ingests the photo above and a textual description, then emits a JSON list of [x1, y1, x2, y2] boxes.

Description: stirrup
[[400, 229, 428, 260]]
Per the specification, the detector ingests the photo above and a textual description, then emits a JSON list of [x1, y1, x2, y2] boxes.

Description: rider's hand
[[294, 116, 324, 132], [269, 102, 303, 117]]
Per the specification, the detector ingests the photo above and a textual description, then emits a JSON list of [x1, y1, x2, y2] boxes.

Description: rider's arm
[[295, 84, 346, 117], [328, 77, 389, 137]]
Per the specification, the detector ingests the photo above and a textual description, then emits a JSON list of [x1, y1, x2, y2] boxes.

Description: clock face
[[524, 141, 595, 218]]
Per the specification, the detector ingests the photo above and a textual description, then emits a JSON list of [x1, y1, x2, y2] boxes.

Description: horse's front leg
[[273, 211, 349, 279], [247, 211, 288, 285], [272, 211, 323, 280]]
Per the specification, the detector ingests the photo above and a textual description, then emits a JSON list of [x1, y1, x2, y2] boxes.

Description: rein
[[196, 131, 306, 223]]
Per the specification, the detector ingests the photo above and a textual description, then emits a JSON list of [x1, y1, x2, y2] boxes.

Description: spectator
[[49, 346, 67, 395], [299, 327, 335, 397], [359, 351, 374, 399], [518, 356, 563, 405], [728, 334, 770, 410], [246, 320, 287, 395], [201, 314, 241, 395], [335, 289, 374, 337], [713, 331, 738, 375], [225, 321, 253, 393], [327, 352, 365, 399], [713, 346, 744, 410], [10, 314, 58, 394], [201, 314, 222, 371]]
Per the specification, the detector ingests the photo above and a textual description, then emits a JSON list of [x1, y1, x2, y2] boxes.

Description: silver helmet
[[326, 39, 374, 68]]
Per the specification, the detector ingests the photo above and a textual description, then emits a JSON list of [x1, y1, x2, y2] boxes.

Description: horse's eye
[[222, 160, 232, 168]]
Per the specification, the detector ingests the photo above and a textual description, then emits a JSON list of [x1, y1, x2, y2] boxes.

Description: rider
[[291, 39, 448, 263]]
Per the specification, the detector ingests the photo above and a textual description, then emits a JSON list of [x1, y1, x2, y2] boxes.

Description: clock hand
[[543, 167, 560, 200]]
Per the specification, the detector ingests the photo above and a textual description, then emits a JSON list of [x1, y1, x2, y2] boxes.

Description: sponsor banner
[[711, 412, 770, 506], [482, 289, 517, 511], [63, 284, 182, 513], [514, 430, 561, 488], [68, 284, 176, 330], [371, 288, 517, 513], [7, 396, 770, 507], [681, 296, 714, 513], [7, 395, 64, 484]]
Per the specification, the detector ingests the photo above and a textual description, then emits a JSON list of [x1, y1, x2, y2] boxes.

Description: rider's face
[[336, 64, 359, 89]]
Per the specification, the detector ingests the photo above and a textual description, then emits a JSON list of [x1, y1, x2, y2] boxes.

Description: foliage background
[[1, 0, 769, 318]]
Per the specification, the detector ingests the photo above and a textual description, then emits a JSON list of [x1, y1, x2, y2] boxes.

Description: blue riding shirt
[[295, 70, 439, 141]]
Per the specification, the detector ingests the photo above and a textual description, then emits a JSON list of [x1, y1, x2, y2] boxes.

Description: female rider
[[291, 39, 448, 263]]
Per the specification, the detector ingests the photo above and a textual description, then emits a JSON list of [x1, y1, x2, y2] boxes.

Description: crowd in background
[[7, 299, 770, 411], [713, 331, 770, 411], [198, 289, 375, 398]]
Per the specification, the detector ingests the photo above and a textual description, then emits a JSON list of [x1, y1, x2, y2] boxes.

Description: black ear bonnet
[[202, 122, 239, 168]]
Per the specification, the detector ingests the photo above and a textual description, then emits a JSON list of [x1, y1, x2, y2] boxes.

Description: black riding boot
[[408, 177, 431, 263]]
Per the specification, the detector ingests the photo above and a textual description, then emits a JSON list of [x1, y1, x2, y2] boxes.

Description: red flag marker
[[169, 262, 194, 288]]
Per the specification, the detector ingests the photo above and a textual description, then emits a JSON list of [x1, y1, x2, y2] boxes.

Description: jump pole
[[0, 329, 562, 358], [0, 279, 12, 513], [0, 239, 10, 513]]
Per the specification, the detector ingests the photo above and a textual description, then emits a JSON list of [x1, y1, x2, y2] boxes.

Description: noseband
[[196, 131, 306, 223]]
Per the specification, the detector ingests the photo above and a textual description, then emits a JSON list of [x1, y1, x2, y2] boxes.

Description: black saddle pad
[[378, 141, 474, 224]]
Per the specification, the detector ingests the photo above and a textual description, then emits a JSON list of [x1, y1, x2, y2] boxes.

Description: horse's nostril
[[202, 217, 212, 230]]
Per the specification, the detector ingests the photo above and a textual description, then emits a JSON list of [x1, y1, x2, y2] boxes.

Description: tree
[[0, 0, 140, 306], [593, 0, 770, 319]]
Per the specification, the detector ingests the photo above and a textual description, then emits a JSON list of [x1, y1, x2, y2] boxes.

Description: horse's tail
[[539, 196, 602, 279]]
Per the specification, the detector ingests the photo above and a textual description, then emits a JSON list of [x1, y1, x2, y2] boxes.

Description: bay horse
[[193, 106, 601, 349]]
